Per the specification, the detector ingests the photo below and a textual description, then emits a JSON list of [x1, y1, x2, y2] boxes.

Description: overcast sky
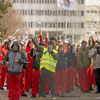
[[86, 0, 100, 5]]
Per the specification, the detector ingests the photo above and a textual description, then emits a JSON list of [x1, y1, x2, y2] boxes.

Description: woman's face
[[21, 45, 26, 51], [59, 46, 64, 53], [95, 42, 99, 47], [29, 42, 35, 49]]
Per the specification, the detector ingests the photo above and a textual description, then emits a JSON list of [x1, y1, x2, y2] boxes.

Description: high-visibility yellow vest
[[56, 46, 59, 50], [40, 48, 57, 72]]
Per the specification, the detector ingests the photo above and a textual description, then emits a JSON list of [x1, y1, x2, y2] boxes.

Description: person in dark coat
[[1, 41, 28, 100], [30, 42, 46, 98], [55, 44, 72, 96]]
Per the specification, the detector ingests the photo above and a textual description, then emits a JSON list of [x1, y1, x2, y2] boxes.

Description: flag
[[57, 0, 77, 10]]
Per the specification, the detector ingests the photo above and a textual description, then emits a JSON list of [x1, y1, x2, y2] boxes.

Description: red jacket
[[26, 41, 33, 69], [39, 34, 49, 47]]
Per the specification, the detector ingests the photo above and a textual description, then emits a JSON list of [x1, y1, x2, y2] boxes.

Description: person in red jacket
[[39, 28, 49, 45], [25, 40, 33, 92], [20, 43, 27, 97], [0, 42, 8, 90], [0, 43, 3, 85]]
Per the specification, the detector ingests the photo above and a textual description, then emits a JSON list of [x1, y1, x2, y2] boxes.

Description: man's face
[[48, 44, 53, 49], [40, 45, 45, 48], [13, 45, 19, 51], [59, 46, 64, 53], [82, 42, 87, 47], [57, 41, 62, 46]]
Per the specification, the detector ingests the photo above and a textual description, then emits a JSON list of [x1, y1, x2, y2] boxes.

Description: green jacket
[[77, 47, 91, 68]]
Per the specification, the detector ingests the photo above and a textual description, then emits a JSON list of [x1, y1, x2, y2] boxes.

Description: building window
[[50, 0, 53, 3], [81, 0, 84, 4], [67, 22, 69, 28], [42, 0, 45, 3], [58, 22, 60, 28], [61, 22, 64, 28], [50, 22, 52, 28], [94, 21, 97, 24], [91, 10, 94, 13], [87, 10, 90, 13], [53, 22, 56, 28], [81, 23, 84, 28], [53, 0, 56, 3], [81, 11, 84, 16]]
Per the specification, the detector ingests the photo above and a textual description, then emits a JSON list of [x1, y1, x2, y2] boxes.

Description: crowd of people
[[0, 30, 100, 100]]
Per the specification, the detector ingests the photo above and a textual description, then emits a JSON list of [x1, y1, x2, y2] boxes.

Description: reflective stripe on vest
[[41, 58, 56, 64], [40, 63, 56, 68]]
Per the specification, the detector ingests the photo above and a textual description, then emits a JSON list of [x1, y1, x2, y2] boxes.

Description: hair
[[50, 37, 57, 42], [58, 45, 65, 53]]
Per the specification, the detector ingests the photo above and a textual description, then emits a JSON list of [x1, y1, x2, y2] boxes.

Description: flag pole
[[56, 1, 58, 38]]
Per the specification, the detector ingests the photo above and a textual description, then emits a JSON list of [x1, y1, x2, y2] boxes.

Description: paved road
[[0, 86, 100, 100]]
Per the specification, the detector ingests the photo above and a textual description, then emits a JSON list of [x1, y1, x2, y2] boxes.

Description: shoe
[[75, 84, 79, 88], [66, 90, 70, 93], [31, 95, 36, 98], [52, 96, 56, 100], [95, 91, 100, 94], [83, 90, 90, 93], [89, 88, 94, 91], [45, 92, 49, 95], [25, 89, 29, 92], [43, 94, 46, 98], [39, 97, 44, 100], [60, 94, 66, 97], [39, 94, 46, 98], [56, 94, 59, 96], [69, 88, 73, 91], [21, 94, 27, 97], [0, 87, 4, 90]]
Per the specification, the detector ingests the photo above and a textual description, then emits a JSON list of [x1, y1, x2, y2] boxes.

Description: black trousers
[[39, 68, 55, 97], [94, 68, 100, 91]]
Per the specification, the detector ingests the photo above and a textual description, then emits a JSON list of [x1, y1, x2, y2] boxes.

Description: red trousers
[[80, 67, 89, 91], [25, 66, 33, 90], [77, 70, 81, 88], [8, 74, 21, 100], [55, 69, 67, 94], [0, 65, 7, 88], [20, 69, 26, 95], [87, 66, 92, 89], [67, 67, 74, 89], [32, 69, 40, 95], [74, 69, 79, 86]]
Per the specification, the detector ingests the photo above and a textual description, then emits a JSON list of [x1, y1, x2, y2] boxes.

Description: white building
[[85, 5, 100, 40], [11, 0, 85, 42]]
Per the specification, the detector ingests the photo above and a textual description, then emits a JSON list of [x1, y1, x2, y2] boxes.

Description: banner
[[57, 0, 77, 10]]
